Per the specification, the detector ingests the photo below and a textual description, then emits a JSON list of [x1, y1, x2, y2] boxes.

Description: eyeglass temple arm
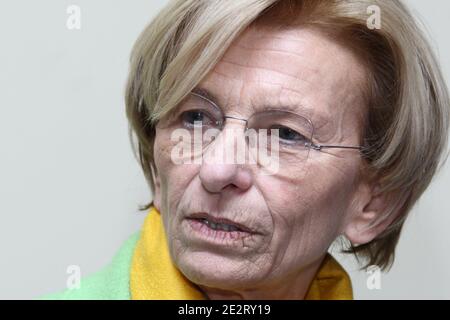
[[307, 143, 363, 151]]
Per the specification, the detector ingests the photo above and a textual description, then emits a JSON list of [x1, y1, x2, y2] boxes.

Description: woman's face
[[152, 26, 369, 292]]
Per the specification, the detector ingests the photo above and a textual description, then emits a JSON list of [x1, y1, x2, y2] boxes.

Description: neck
[[197, 255, 325, 300]]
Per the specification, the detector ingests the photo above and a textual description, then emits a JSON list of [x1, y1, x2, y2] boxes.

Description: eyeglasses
[[158, 91, 363, 176]]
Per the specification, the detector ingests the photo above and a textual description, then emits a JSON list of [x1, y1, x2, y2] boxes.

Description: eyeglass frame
[[189, 91, 364, 153]]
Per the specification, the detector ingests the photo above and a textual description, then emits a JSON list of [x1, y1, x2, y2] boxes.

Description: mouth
[[186, 212, 258, 235]]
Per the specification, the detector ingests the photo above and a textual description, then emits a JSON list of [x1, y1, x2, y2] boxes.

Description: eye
[[270, 125, 309, 144], [180, 110, 217, 129]]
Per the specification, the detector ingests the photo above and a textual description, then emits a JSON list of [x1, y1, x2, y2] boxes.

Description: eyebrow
[[192, 87, 220, 106], [191, 86, 331, 128]]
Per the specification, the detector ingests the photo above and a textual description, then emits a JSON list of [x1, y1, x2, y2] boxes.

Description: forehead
[[198, 26, 368, 136]]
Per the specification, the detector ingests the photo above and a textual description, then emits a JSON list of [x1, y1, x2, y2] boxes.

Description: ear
[[343, 181, 401, 246], [151, 164, 162, 211]]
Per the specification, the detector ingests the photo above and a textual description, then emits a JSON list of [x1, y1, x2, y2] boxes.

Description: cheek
[[258, 159, 357, 263], [153, 131, 197, 210], [298, 160, 358, 241]]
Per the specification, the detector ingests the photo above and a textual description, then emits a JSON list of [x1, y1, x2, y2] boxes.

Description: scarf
[[130, 205, 353, 300]]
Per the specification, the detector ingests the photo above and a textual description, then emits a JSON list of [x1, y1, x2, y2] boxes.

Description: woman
[[44, 0, 449, 299]]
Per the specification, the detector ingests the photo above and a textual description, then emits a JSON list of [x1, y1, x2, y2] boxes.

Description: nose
[[199, 121, 253, 194], [199, 163, 252, 193]]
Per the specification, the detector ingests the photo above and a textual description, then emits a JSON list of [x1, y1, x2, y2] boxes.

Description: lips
[[187, 212, 257, 234]]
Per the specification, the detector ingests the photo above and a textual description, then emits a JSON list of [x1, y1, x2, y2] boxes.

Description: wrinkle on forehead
[[198, 26, 368, 145]]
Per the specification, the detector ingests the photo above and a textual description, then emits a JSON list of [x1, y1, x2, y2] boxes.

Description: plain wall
[[0, 0, 449, 299]]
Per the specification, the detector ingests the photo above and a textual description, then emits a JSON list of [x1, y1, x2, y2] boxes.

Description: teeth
[[202, 219, 240, 232]]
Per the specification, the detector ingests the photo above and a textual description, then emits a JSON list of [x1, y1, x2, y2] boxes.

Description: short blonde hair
[[125, 0, 450, 271]]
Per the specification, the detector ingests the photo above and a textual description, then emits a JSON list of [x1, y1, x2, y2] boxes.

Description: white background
[[0, 0, 449, 299]]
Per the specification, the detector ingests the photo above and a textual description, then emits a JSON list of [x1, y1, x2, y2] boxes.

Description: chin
[[175, 250, 259, 290]]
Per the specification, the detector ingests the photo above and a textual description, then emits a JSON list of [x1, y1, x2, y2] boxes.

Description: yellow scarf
[[130, 206, 353, 300]]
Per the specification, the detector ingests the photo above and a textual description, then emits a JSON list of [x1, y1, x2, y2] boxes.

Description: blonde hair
[[125, 0, 450, 271]]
